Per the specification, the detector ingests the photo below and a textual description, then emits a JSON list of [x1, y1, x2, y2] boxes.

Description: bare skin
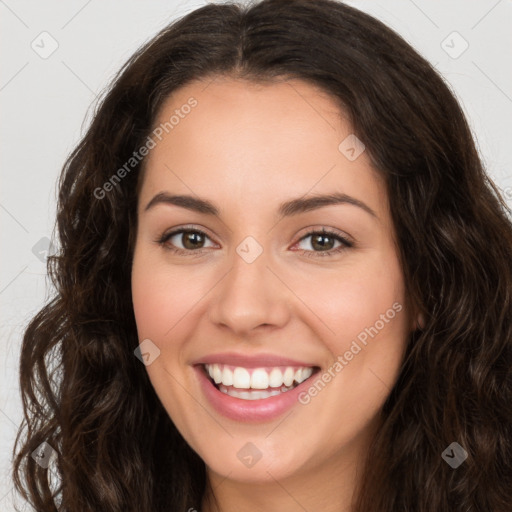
[[131, 76, 422, 512]]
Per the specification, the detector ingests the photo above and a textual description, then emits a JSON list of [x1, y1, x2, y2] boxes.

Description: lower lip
[[194, 365, 316, 423]]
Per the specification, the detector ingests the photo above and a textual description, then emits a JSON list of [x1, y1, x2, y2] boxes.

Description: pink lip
[[192, 351, 315, 368], [193, 364, 318, 423]]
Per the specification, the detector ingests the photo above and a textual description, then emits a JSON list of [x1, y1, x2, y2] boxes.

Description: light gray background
[[1, 0, 511, 509]]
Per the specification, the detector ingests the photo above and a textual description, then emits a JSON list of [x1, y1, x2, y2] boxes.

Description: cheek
[[131, 267, 171, 341], [291, 253, 409, 439], [131, 250, 203, 340], [131, 250, 203, 429], [296, 250, 408, 355]]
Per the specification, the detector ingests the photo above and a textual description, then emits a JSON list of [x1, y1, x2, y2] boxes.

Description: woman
[[12, 0, 512, 510]]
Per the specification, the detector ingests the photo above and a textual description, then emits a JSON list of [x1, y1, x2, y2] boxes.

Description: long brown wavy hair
[[12, 0, 512, 510]]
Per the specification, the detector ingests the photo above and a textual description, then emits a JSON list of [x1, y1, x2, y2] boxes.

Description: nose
[[208, 244, 291, 337]]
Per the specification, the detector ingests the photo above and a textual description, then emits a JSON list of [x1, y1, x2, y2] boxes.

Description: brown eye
[[309, 233, 337, 251], [179, 230, 206, 250], [294, 228, 353, 259], [157, 227, 215, 254]]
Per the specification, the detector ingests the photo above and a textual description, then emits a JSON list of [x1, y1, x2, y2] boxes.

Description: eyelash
[[155, 225, 353, 259]]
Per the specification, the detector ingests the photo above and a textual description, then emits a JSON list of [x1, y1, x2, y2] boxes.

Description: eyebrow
[[144, 192, 378, 219]]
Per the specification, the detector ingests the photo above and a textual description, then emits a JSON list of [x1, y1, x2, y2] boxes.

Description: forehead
[[139, 77, 387, 221]]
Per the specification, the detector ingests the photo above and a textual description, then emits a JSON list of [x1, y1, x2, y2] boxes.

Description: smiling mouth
[[201, 363, 320, 400]]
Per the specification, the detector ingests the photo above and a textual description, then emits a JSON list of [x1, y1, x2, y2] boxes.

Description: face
[[131, 76, 418, 488]]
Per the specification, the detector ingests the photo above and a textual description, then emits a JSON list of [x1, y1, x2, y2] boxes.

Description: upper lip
[[192, 352, 317, 368]]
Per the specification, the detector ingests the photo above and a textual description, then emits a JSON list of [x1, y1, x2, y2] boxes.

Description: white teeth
[[269, 368, 283, 388], [218, 384, 294, 400], [300, 367, 313, 381], [204, 363, 315, 389], [232, 367, 251, 388], [221, 366, 233, 386], [250, 368, 269, 389], [283, 367, 294, 387], [212, 364, 223, 384]]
